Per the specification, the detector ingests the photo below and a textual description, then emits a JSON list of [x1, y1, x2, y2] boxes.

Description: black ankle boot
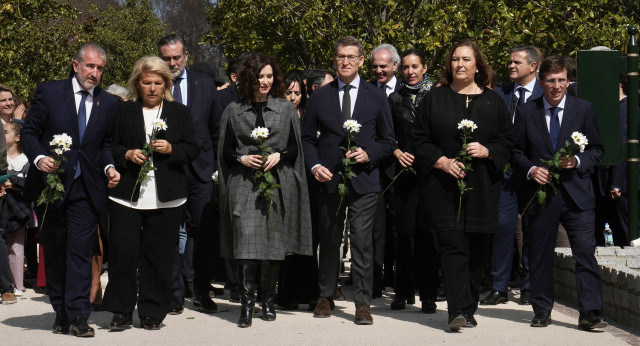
[[260, 260, 280, 321], [237, 261, 258, 328]]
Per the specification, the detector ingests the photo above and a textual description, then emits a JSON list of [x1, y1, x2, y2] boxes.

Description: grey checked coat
[[218, 96, 312, 260]]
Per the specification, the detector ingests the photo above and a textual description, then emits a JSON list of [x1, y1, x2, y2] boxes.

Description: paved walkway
[[1, 283, 638, 345]]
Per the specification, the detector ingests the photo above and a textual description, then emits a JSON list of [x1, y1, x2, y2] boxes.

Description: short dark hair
[[283, 70, 308, 115], [157, 34, 187, 54], [539, 56, 569, 81], [401, 48, 427, 67], [444, 39, 493, 87], [333, 36, 364, 57], [620, 73, 628, 96], [227, 52, 255, 78], [236, 53, 285, 103], [510, 46, 540, 66]]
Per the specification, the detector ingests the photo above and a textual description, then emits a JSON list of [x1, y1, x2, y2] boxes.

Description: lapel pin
[[96, 100, 100, 107]]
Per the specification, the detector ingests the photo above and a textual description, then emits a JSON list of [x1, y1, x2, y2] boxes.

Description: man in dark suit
[[482, 46, 543, 306], [301, 36, 395, 325], [512, 56, 606, 330], [22, 42, 120, 337], [157, 34, 219, 314], [369, 44, 400, 297]]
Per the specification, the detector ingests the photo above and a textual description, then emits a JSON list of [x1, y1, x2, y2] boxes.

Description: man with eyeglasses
[[301, 36, 395, 325], [512, 56, 606, 330]]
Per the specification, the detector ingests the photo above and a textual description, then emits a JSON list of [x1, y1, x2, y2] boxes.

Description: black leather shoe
[[109, 313, 132, 331], [448, 314, 466, 331], [140, 316, 161, 330], [578, 311, 607, 331], [195, 286, 218, 313], [52, 312, 69, 334], [530, 311, 551, 327], [519, 290, 531, 305], [462, 313, 477, 328], [421, 300, 437, 314], [390, 295, 406, 310], [69, 315, 95, 337], [168, 297, 184, 315], [480, 290, 508, 305]]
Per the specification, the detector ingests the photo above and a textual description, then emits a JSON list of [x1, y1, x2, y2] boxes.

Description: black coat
[[109, 100, 200, 202], [412, 86, 514, 232]]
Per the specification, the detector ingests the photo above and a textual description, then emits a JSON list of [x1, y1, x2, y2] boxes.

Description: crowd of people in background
[[0, 32, 638, 337]]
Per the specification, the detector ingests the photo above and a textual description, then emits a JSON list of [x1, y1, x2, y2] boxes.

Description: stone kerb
[[553, 247, 640, 331]]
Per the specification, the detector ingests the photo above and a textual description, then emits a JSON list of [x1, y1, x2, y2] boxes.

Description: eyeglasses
[[335, 55, 361, 63], [543, 78, 568, 86]]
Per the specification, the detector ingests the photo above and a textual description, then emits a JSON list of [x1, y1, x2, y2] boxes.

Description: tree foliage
[[0, 0, 165, 99], [205, 0, 639, 81]]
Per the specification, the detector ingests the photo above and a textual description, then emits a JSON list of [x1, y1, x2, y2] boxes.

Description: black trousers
[[39, 179, 99, 321], [102, 202, 183, 321], [434, 229, 490, 317], [317, 191, 377, 306]]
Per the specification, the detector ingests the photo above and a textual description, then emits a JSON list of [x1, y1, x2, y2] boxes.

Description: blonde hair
[[127, 56, 174, 102]]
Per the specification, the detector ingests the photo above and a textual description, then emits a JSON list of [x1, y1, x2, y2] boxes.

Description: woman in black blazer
[[101, 56, 200, 331]]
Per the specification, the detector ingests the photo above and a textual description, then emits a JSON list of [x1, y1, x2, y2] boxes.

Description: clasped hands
[[312, 147, 369, 182], [530, 156, 577, 185], [126, 139, 173, 165], [240, 152, 281, 171], [435, 142, 489, 178]]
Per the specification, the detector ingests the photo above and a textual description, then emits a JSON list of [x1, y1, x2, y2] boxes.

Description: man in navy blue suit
[[482, 46, 543, 306], [512, 56, 606, 330], [301, 36, 395, 325], [157, 34, 220, 314], [22, 42, 120, 337]]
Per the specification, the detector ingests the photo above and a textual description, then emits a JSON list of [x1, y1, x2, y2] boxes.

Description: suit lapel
[[132, 103, 146, 147], [186, 70, 196, 108], [84, 87, 103, 145], [330, 81, 341, 124], [63, 80, 80, 143], [532, 99, 555, 154]]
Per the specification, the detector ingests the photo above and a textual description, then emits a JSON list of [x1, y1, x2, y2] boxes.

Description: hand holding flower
[[394, 150, 414, 168], [151, 139, 172, 155], [435, 156, 466, 179], [37, 156, 61, 173], [530, 166, 552, 185], [240, 154, 264, 169], [465, 142, 489, 158], [346, 147, 369, 163], [262, 152, 281, 172], [126, 149, 149, 165], [559, 155, 577, 169]]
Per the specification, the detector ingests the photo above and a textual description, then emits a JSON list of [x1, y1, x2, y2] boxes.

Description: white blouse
[[110, 108, 186, 210]]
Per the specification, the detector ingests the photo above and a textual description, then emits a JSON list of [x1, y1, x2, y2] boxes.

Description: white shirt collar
[[543, 94, 567, 111], [517, 77, 537, 93], [338, 74, 361, 90], [72, 75, 95, 97], [378, 75, 397, 90]]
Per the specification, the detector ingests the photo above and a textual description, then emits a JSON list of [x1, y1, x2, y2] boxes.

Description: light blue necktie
[[75, 90, 88, 179]]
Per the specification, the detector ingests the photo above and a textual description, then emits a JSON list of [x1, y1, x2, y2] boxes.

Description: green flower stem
[[380, 166, 416, 198]]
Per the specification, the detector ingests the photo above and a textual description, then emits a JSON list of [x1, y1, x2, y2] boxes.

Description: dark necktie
[[342, 85, 352, 122], [517, 86, 527, 106], [75, 90, 88, 178], [173, 77, 183, 105], [549, 107, 560, 151]]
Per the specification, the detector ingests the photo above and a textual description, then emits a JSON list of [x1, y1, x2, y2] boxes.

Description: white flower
[[342, 120, 361, 134], [457, 119, 477, 132], [50, 133, 73, 152], [152, 119, 168, 131], [317, 131, 321, 138], [53, 148, 64, 155], [251, 127, 270, 140], [211, 171, 218, 182], [571, 131, 588, 153]]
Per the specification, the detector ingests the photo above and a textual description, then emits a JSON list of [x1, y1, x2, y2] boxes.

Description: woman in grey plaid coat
[[218, 53, 312, 328]]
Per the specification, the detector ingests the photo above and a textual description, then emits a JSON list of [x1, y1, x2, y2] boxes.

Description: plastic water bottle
[[603, 223, 614, 247]]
